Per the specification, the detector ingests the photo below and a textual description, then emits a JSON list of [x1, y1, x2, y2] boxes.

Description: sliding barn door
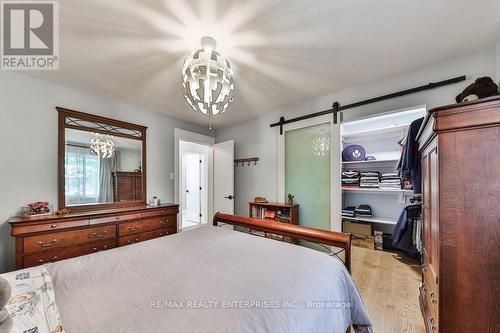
[[279, 115, 342, 235], [285, 123, 332, 232]]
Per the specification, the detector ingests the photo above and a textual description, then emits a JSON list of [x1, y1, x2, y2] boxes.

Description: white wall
[[215, 44, 498, 217], [119, 148, 142, 172], [0, 72, 212, 273]]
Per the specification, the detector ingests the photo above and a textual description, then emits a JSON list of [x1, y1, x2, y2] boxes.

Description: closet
[[340, 106, 425, 244]]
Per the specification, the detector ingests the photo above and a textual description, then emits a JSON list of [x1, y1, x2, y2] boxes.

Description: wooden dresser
[[9, 204, 179, 269], [417, 96, 500, 333]]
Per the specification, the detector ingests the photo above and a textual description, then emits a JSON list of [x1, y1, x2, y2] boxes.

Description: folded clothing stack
[[341, 170, 360, 187], [380, 173, 402, 190], [354, 204, 372, 218], [341, 206, 356, 218], [359, 171, 380, 188]]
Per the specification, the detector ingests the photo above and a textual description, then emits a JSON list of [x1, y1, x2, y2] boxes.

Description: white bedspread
[[45, 226, 372, 333]]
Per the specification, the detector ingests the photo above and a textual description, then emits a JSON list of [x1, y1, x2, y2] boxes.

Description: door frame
[[277, 115, 342, 232], [174, 129, 215, 231]]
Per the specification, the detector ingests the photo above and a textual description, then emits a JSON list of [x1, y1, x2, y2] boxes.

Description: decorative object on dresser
[[9, 204, 179, 269], [148, 196, 159, 207], [57, 107, 147, 212], [416, 96, 500, 333], [249, 201, 299, 243], [20, 201, 53, 217]]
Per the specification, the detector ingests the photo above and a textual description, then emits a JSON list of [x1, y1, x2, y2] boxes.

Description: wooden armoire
[[417, 96, 500, 333], [112, 171, 143, 202]]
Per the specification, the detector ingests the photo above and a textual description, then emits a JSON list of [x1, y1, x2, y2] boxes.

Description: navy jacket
[[401, 117, 424, 194], [392, 204, 421, 259]]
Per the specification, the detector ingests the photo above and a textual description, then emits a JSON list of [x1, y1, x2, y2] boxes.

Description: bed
[[1, 214, 372, 333]]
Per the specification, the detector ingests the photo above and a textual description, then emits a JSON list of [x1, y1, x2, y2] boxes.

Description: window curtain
[[99, 150, 120, 203]]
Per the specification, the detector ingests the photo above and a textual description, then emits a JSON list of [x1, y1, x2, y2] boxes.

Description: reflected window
[[65, 145, 100, 205]]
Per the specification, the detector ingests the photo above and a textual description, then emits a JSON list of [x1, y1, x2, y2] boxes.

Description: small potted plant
[[287, 194, 294, 205]]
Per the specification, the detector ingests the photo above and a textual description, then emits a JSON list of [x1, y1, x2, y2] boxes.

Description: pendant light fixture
[[90, 133, 115, 158], [312, 133, 330, 157], [181, 36, 235, 129]]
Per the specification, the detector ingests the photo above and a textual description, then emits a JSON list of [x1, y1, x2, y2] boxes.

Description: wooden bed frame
[[213, 213, 352, 272]]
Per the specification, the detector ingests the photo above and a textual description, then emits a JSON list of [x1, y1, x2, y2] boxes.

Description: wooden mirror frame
[[57, 107, 147, 212]]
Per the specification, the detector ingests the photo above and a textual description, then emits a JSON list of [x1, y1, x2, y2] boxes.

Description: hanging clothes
[[392, 204, 422, 259], [398, 117, 424, 194]]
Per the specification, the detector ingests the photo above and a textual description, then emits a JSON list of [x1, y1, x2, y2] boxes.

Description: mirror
[[58, 107, 147, 211]]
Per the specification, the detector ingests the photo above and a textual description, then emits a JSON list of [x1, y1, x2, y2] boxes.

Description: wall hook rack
[[234, 157, 259, 167]]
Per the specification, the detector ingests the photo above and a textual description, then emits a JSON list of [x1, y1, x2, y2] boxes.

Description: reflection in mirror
[[65, 128, 142, 206]]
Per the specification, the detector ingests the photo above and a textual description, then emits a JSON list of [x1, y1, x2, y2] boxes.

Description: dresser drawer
[[118, 227, 176, 246], [118, 216, 176, 236], [141, 207, 178, 219], [23, 225, 116, 254], [23, 239, 116, 267], [11, 218, 89, 236], [90, 212, 141, 225]]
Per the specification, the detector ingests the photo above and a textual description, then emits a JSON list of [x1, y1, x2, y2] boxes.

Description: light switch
[[169, 172, 175, 180]]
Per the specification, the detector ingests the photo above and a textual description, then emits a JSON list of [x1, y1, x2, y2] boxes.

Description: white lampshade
[[181, 37, 235, 118]]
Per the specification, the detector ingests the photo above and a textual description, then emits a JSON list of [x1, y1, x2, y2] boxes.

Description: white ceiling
[[26, 0, 500, 128]]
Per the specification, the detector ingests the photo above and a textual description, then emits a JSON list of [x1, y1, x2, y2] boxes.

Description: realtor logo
[[1, 0, 58, 70]]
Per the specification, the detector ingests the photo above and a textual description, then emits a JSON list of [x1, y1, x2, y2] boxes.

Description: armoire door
[[133, 175, 143, 202], [422, 139, 439, 287]]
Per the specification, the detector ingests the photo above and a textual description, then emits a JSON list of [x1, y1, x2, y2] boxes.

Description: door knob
[[224, 195, 234, 200]]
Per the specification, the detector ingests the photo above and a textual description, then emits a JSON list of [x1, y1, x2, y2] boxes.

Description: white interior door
[[185, 153, 201, 223], [213, 140, 234, 215]]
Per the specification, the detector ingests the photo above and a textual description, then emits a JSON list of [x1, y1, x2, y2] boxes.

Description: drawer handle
[[128, 226, 139, 232], [161, 210, 166, 214], [430, 291, 437, 304], [159, 233, 164, 236], [93, 245, 109, 252], [429, 317, 436, 330], [50, 224, 57, 228], [93, 230, 108, 238], [38, 256, 58, 264], [38, 239, 57, 247], [116, 216, 121, 220], [127, 239, 140, 244], [160, 220, 170, 226]]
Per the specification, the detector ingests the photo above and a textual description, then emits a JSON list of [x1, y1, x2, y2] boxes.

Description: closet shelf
[[342, 216, 397, 225], [342, 187, 414, 194], [342, 159, 399, 167], [341, 124, 408, 142]]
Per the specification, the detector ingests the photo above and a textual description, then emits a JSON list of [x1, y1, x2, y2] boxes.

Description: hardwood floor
[[351, 245, 425, 333]]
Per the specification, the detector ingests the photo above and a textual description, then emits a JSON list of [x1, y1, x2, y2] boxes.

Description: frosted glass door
[[285, 123, 331, 233]]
